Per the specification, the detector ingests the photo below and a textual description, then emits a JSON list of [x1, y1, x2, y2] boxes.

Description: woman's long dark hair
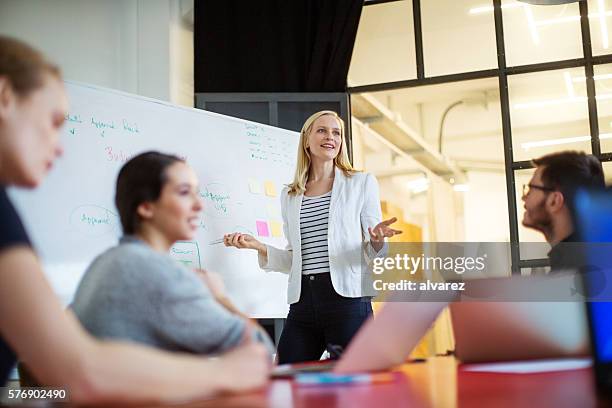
[[115, 151, 184, 234]]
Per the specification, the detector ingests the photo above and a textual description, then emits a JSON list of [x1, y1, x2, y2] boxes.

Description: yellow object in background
[[375, 200, 454, 359], [264, 181, 277, 197], [270, 221, 282, 237]]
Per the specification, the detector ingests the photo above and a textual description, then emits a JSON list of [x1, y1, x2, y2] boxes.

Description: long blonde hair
[[287, 110, 357, 195]]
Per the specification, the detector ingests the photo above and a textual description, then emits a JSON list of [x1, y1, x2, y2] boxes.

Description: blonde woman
[[224, 111, 401, 364]]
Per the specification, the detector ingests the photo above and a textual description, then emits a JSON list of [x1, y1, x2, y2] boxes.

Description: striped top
[[300, 190, 332, 275]]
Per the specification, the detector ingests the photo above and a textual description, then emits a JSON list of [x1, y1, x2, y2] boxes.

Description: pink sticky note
[[256, 220, 269, 237]]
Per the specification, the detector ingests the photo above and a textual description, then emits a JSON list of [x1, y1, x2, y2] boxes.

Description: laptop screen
[[575, 189, 612, 363]]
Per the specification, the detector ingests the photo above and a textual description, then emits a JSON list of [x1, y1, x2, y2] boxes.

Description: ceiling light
[[514, 93, 612, 109], [564, 71, 575, 98], [522, 135, 591, 150], [599, 0, 609, 49], [406, 177, 429, 194], [572, 73, 612, 82], [535, 15, 580, 27], [453, 184, 470, 192], [521, 133, 612, 150], [468, 1, 611, 50], [468, 3, 523, 14], [514, 96, 586, 109], [518, 0, 581, 4], [524, 5, 540, 44]]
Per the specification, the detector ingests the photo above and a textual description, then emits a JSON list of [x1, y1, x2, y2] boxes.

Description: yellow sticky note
[[264, 181, 277, 197], [270, 221, 282, 237], [248, 179, 261, 194]]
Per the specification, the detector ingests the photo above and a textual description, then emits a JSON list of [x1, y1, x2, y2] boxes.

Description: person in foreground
[[522, 150, 605, 272], [0, 35, 268, 404], [72, 151, 274, 355], [225, 110, 401, 364]]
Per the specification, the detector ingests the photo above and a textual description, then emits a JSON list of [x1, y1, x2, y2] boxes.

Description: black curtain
[[194, 0, 363, 93]]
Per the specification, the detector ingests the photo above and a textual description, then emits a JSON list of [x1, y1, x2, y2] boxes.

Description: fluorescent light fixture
[[406, 177, 429, 193], [597, 93, 612, 101], [515, 71, 612, 109], [524, 5, 540, 45], [453, 184, 470, 192], [514, 96, 586, 109], [533, 11, 612, 26], [521, 133, 612, 150], [469, 1, 611, 51], [522, 135, 590, 150], [572, 73, 612, 82], [535, 15, 579, 27], [514, 93, 612, 109], [599, 0, 609, 49], [564, 71, 575, 98], [469, 3, 523, 14]]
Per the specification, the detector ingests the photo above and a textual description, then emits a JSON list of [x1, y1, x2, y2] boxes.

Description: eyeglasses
[[522, 183, 556, 196]]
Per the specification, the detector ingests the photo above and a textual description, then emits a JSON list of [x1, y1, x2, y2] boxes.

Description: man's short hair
[[531, 151, 605, 207]]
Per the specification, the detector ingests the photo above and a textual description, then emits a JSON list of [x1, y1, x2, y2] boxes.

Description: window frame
[[349, 0, 612, 274]]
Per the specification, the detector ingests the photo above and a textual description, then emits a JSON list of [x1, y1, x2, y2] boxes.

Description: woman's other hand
[[368, 217, 403, 252]]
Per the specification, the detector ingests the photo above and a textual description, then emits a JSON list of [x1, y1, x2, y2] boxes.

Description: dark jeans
[[277, 273, 373, 364]]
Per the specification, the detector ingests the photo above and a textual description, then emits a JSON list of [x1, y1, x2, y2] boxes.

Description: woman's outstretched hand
[[224, 233, 265, 252], [368, 217, 403, 251]]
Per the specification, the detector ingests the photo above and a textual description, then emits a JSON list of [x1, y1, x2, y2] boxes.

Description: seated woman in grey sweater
[[72, 151, 272, 355]]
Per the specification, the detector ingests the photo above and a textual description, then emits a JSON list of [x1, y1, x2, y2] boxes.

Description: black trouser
[[277, 273, 372, 364]]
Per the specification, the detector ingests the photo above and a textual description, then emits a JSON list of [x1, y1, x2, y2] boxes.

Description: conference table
[[115, 356, 606, 408]]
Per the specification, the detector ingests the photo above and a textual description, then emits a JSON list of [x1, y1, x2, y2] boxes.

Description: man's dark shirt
[[548, 232, 586, 273]]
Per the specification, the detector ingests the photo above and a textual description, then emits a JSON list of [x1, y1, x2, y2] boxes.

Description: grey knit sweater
[[71, 236, 246, 355]]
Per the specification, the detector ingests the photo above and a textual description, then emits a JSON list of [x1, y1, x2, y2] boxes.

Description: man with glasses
[[522, 151, 605, 273]]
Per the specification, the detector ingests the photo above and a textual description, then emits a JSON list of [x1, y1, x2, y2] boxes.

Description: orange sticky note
[[270, 221, 282, 237], [264, 181, 277, 197]]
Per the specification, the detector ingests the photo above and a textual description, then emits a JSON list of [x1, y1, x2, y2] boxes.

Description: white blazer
[[258, 166, 387, 304]]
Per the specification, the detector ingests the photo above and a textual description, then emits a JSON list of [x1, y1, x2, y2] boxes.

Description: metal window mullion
[[518, 258, 550, 269], [363, 0, 403, 6], [494, 0, 520, 275], [591, 53, 612, 65], [580, 0, 602, 157], [600, 152, 612, 161], [413, 0, 424, 80], [512, 160, 535, 171], [347, 69, 499, 93]]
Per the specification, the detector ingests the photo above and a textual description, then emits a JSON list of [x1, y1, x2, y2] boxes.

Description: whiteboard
[[9, 81, 298, 318]]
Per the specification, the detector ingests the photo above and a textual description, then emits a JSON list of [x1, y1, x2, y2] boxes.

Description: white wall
[[0, 0, 194, 105]]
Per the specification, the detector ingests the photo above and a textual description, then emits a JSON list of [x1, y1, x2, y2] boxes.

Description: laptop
[[450, 274, 590, 363], [574, 188, 612, 394], [272, 290, 454, 377]]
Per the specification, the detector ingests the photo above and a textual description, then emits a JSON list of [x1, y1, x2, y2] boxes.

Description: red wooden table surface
[[106, 357, 608, 408]]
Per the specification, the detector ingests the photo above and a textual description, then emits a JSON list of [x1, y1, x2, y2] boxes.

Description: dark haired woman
[[0, 36, 268, 403], [72, 151, 273, 356]]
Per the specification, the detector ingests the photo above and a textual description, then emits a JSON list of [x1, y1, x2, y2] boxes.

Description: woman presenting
[[224, 110, 401, 364]]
